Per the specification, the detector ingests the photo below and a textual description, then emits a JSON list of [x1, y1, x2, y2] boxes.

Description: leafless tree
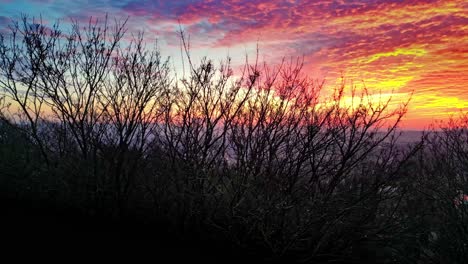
[[144, 29, 418, 261], [0, 15, 171, 215], [98, 31, 171, 214], [414, 113, 468, 263]]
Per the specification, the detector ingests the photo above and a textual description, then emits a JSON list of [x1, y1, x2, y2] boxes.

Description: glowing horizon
[[1, 0, 466, 129]]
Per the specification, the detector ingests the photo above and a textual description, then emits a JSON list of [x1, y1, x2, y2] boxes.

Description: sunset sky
[[1, 0, 467, 129]]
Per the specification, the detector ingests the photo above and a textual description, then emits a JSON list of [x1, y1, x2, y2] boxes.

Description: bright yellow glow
[[365, 48, 427, 63]]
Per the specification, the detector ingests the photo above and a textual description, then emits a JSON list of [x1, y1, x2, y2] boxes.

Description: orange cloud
[[7, 0, 464, 129]]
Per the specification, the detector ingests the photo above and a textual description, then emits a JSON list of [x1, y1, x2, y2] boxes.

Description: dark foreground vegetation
[[0, 16, 467, 263]]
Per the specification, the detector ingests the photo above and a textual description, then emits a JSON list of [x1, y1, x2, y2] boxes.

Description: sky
[[0, 0, 467, 129]]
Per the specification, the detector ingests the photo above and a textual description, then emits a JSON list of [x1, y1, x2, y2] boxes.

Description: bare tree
[[0, 15, 171, 215], [98, 32, 170, 214], [415, 113, 468, 263], [145, 30, 417, 261], [0, 15, 56, 165]]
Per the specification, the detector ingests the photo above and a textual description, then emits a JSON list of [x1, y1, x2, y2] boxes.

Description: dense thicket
[[0, 16, 466, 263]]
